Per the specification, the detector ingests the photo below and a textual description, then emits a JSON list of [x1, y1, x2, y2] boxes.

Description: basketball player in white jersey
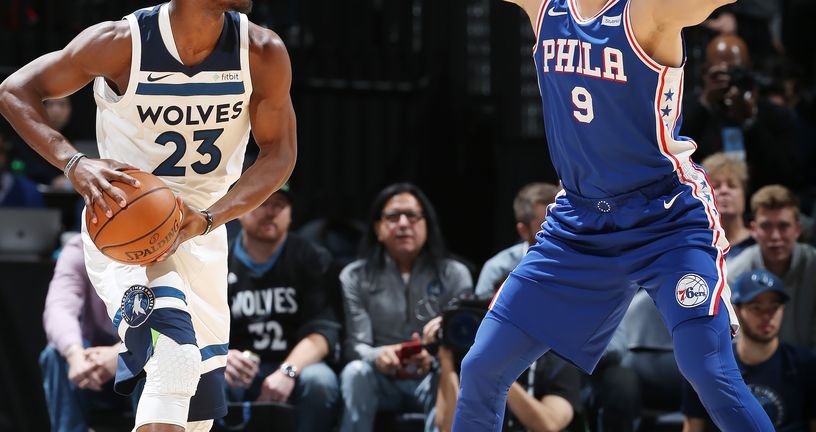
[[0, 1, 296, 431]]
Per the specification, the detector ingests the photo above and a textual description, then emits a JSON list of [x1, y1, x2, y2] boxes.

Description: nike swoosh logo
[[547, 8, 568, 16], [663, 192, 683, 209], [146, 73, 173, 82]]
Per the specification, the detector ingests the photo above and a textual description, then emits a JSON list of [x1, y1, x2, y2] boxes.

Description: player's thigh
[[640, 244, 735, 332], [492, 231, 635, 373]]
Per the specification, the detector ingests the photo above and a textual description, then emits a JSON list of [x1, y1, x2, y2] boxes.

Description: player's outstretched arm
[[0, 21, 140, 220], [204, 23, 297, 229]]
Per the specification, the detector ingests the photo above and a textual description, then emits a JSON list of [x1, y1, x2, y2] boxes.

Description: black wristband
[[200, 209, 214, 236]]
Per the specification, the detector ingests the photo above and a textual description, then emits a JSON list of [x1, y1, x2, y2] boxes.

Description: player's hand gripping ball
[[85, 169, 182, 265]]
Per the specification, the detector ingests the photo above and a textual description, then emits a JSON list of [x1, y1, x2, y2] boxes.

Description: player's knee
[[672, 315, 735, 394], [144, 335, 201, 398], [460, 348, 496, 387]]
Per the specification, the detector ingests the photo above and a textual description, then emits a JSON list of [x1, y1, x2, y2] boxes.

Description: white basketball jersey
[[94, 3, 252, 210]]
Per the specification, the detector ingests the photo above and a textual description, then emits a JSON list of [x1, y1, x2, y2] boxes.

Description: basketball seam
[[98, 198, 179, 253], [91, 186, 173, 243]]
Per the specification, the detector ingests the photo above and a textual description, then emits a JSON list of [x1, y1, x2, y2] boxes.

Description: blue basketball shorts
[[489, 162, 739, 373]]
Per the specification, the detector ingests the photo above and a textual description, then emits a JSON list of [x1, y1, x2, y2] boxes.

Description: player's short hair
[[513, 183, 559, 224], [701, 153, 748, 191], [750, 184, 800, 220]]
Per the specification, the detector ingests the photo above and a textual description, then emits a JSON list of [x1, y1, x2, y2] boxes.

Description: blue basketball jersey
[[533, 0, 694, 198]]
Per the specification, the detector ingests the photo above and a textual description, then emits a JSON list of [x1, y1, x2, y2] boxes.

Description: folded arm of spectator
[[507, 383, 574, 432], [340, 265, 380, 363], [42, 236, 89, 358]]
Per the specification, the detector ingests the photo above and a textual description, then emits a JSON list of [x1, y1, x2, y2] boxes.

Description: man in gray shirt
[[728, 184, 816, 350], [339, 184, 472, 432]]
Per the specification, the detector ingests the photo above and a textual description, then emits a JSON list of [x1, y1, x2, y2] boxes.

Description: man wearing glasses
[[681, 269, 816, 431], [338, 183, 473, 432]]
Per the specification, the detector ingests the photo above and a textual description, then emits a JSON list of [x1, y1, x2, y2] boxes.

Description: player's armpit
[[203, 23, 297, 228]]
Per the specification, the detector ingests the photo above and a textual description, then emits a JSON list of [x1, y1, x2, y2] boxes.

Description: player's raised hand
[[150, 195, 208, 265], [68, 157, 141, 224]]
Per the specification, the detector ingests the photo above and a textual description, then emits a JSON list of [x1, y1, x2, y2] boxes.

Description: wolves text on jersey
[[137, 101, 244, 127], [539, 38, 627, 83], [231, 287, 298, 318]]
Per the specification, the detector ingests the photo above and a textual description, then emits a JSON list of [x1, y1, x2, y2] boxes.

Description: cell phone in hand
[[395, 340, 424, 379], [397, 340, 423, 360]]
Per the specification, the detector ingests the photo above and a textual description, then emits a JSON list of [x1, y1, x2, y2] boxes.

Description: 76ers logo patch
[[675, 274, 710, 308], [121, 285, 155, 327]]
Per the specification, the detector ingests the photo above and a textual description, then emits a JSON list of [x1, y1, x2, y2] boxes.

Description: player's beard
[[228, 0, 253, 14]]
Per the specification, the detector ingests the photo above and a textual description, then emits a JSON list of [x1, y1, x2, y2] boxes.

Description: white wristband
[[63, 152, 86, 178]]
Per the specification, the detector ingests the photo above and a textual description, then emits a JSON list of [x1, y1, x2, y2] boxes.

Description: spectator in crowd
[[682, 35, 799, 196], [225, 185, 341, 432], [682, 269, 816, 431], [475, 182, 558, 299], [701, 153, 755, 258], [728, 185, 816, 350], [709, 1, 781, 60], [339, 183, 472, 432], [39, 234, 133, 432], [432, 316, 581, 432], [10, 97, 70, 186], [0, 130, 43, 207]]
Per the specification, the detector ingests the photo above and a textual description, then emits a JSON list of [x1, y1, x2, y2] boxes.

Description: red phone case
[[397, 340, 422, 360]]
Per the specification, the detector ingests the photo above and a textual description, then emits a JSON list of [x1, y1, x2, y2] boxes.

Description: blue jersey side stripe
[[135, 82, 245, 96], [200, 343, 229, 361]]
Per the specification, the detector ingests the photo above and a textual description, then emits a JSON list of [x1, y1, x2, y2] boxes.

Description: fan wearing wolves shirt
[[226, 187, 341, 432]]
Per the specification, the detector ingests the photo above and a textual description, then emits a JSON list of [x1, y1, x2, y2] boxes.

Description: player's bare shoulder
[[68, 20, 132, 81], [246, 22, 292, 94]]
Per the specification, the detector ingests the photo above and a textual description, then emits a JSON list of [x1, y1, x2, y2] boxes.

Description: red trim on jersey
[[533, 0, 552, 47], [488, 280, 506, 310], [568, 0, 620, 24], [656, 70, 730, 318], [671, 74, 684, 132], [711, 249, 726, 315], [656, 71, 724, 249], [623, 1, 662, 73]]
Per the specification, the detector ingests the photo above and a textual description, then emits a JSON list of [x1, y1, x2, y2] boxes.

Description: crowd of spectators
[[2, 2, 816, 431]]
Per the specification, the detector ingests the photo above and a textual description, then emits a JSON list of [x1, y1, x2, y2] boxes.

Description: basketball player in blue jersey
[[452, 0, 775, 431], [0, 1, 295, 431]]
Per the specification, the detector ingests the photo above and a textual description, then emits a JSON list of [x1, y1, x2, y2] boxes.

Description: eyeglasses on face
[[381, 210, 424, 224]]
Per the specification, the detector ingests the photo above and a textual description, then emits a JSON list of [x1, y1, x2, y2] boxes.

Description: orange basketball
[[85, 169, 182, 265]]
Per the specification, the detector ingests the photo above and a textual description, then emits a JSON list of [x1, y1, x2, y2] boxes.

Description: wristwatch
[[280, 362, 298, 379]]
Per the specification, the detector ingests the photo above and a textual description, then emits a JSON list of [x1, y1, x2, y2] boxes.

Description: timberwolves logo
[[675, 274, 709, 308], [121, 285, 155, 327]]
